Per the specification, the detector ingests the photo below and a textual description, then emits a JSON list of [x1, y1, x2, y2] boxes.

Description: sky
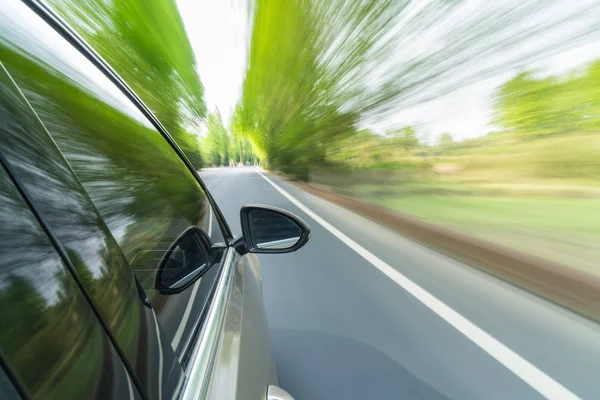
[[177, 0, 600, 142], [177, 0, 248, 128]]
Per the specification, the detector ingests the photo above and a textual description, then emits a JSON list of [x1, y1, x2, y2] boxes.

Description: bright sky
[[177, 0, 248, 127], [177, 0, 600, 142]]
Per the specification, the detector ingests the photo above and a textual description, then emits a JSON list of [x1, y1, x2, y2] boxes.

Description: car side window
[[0, 163, 142, 400], [0, 1, 226, 362], [0, 49, 183, 399]]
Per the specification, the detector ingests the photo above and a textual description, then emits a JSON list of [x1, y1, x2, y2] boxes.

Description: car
[[0, 1, 309, 399]]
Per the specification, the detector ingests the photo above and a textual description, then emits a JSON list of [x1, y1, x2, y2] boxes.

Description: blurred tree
[[495, 61, 600, 138], [440, 132, 454, 146], [48, 0, 206, 168], [203, 111, 230, 166], [238, 0, 600, 178], [387, 126, 420, 151], [581, 60, 600, 130], [230, 135, 256, 165]]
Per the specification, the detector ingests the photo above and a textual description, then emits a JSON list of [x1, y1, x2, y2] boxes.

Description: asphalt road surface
[[200, 166, 600, 400]]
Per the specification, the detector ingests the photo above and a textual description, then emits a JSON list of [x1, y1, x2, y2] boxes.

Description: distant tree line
[[200, 111, 258, 167]]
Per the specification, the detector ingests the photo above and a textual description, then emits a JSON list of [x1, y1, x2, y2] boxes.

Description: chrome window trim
[[22, 0, 233, 241], [172, 264, 207, 289], [180, 247, 237, 400]]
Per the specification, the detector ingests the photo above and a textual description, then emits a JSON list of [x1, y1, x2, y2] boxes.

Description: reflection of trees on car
[[47, 0, 206, 168], [1, 43, 207, 283], [0, 171, 108, 399]]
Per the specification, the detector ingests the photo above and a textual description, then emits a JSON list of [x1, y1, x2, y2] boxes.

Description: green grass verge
[[368, 193, 600, 275]]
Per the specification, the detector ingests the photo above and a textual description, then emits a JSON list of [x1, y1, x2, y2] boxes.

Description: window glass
[[0, 0, 225, 361], [0, 165, 141, 400], [0, 54, 182, 398], [0, 365, 21, 400]]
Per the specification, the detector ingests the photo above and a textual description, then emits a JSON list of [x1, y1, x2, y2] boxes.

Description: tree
[[387, 126, 419, 151], [495, 61, 600, 138], [238, 0, 600, 178], [494, 72, 558, 137], [203, 111, 230, 166], [439, 132, 454, 146]]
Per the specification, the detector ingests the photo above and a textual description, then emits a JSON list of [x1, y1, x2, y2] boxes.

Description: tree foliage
[[203, 111, 229, 166], [495, 60, 600, 137], [387, 126, 419, 151], [238, 0, 600, 179], [202, 110, 257, 166], [440, 132, 454, 146]]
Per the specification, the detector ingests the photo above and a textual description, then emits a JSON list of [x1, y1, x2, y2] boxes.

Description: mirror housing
[[233, 205, 310, 254], [154, 227, 223, 295]]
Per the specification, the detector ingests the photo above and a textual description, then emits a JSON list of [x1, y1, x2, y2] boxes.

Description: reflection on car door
[[0, 45, 182, 399], [0, 0, 227, 370], [204, 251, 278, 399], [0, 159, 142, 400]]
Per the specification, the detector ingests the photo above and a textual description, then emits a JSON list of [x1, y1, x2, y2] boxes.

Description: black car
[[0, 1, 309, 399]]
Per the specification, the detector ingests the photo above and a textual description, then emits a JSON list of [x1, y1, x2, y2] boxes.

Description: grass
[[355, 191, 600, 275], [316, 132, 600, 275]]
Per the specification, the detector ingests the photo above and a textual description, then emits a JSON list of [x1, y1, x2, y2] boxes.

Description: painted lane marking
[[171, 281, 200, 351], [208, 205, 213, 238]]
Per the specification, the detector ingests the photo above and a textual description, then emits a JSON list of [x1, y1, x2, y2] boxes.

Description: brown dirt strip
[[270, 172, 600, 322]]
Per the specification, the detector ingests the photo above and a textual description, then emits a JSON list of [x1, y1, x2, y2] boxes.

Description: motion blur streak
[[221, 0, 600, 278]]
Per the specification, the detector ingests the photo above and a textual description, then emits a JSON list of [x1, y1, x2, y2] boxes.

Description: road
[[200, 166, 600, 400]]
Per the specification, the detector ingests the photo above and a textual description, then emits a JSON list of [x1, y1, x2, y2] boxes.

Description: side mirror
[[234, 205, 310, 254], [154, 227, 222, 295]]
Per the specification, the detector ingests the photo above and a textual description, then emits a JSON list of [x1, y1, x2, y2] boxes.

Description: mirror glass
[[248, 209, 302, 250], [156, 229, 208, 290]]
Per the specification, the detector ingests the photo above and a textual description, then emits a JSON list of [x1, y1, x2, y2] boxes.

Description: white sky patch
[[177, 0, 248, 124], [376, 40, 600, 142]]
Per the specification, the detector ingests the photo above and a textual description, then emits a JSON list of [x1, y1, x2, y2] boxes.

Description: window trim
[[179, 247, 238, 400], [21, 0, 233, 243]]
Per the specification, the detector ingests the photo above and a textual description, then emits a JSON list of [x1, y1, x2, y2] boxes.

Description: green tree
[[440, 132, 454, 146], [387, 126, 419, 151], [203, 111, 230, 166], [239, 0, 599, 178], [495, 62, 600, 138]]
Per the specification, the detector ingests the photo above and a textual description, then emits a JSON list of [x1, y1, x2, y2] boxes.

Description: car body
[[0, 1, 306, 399]]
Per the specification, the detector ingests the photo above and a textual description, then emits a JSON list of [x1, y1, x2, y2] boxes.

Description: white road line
[[151, 312, 163, 400], [208, 205, 213, 238], [256, 169, 579, 400], [203, 178, 220, 186], [171, 281, 200, 350]]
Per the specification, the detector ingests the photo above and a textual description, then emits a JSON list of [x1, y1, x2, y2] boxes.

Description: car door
[[1, 1, 282, 398], [0, 147, 142, 399]]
